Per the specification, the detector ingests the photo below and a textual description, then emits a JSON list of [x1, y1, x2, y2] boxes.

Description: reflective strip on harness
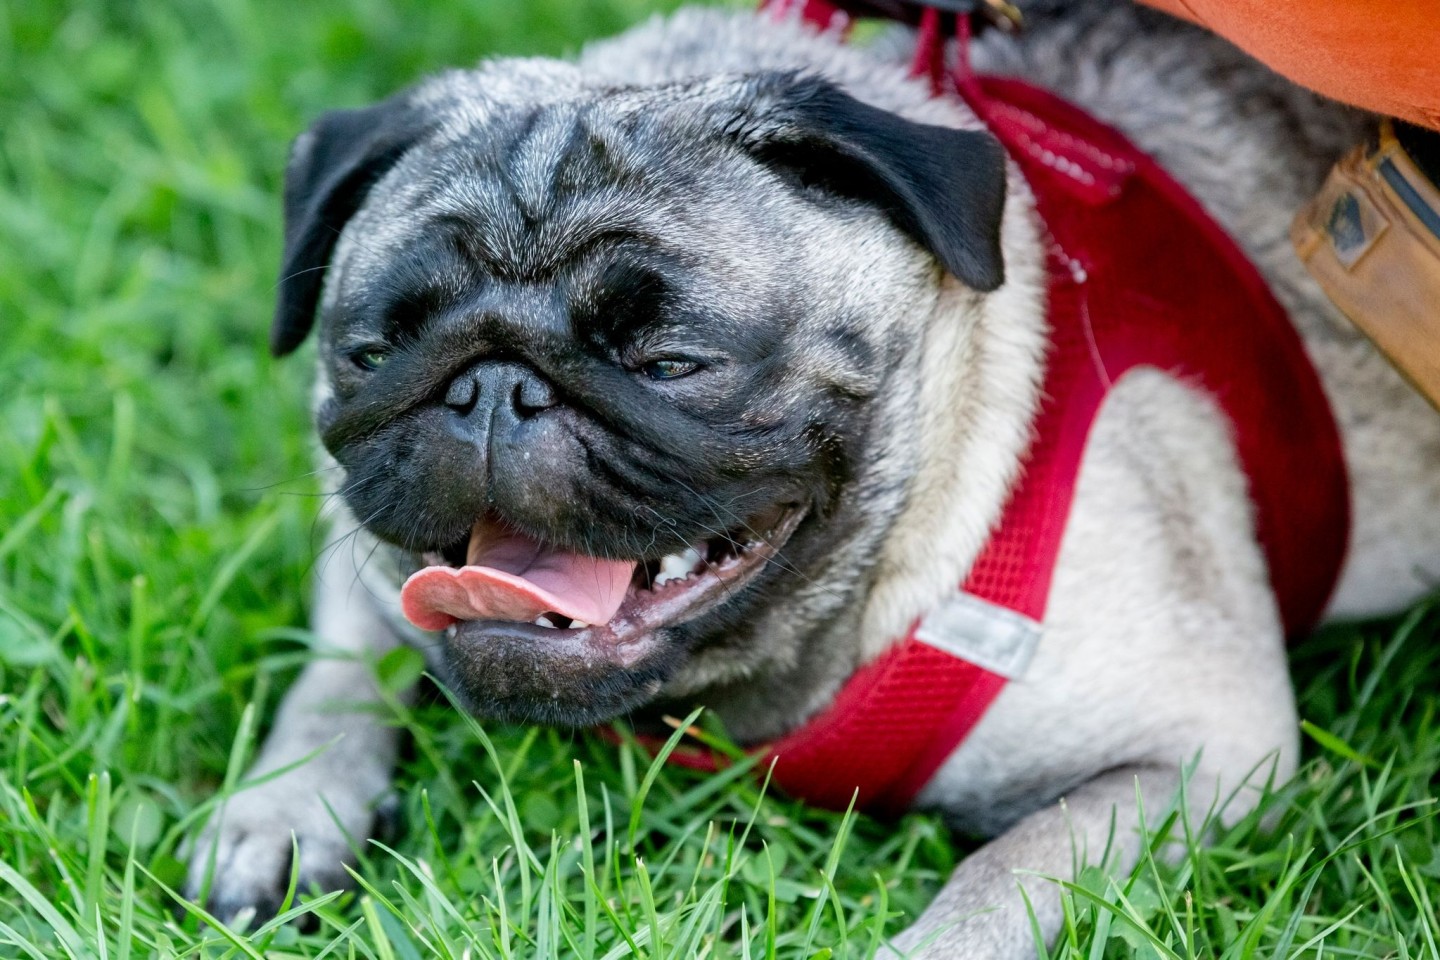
[[913, 592, 1041, 680]]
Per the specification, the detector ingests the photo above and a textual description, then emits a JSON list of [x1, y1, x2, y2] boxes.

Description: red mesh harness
[[656, 1, 1350, 815]]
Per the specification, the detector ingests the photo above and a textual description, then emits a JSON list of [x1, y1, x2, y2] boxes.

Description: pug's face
[[274, 66, 1004, 727]]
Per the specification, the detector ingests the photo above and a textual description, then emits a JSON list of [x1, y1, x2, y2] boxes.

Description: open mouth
[[399, 503, 805, 657]]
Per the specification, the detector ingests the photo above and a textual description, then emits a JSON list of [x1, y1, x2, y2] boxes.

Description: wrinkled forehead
[[340, 76, 760, 284]]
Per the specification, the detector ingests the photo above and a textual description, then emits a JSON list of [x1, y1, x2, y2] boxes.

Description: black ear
[[271, 94, 433, 356], [738, 74, 1007, 292]]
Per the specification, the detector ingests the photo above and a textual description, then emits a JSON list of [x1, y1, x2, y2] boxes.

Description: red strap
[[652, 7, 1349, 816], [760, 0, 852, 30], [972, 75, 1348, 636]]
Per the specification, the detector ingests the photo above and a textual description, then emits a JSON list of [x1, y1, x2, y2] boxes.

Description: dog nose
[[444, 361, 556, 421]]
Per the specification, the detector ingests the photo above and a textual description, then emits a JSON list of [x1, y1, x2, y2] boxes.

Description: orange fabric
[[1141, 0, 1439, 130]]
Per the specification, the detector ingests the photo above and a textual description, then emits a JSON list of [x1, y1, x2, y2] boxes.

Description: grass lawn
[[2, 0, 1439, 956]]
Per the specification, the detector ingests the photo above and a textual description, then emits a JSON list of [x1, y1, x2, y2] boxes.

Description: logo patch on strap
[[913, 590, 1042, 679]]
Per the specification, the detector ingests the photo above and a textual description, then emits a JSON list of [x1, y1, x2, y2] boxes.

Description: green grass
[[2, 0, 1439, 956]]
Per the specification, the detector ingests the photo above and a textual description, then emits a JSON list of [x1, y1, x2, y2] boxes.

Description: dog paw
[[185, 768, 385, 927]]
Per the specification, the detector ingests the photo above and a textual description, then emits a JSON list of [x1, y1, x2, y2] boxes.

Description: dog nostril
[[445, 374, 479, 413], [514, 375, 557, 415]]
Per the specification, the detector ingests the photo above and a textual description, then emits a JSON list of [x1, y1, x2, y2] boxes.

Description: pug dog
[[187, 2, 1440, 956]]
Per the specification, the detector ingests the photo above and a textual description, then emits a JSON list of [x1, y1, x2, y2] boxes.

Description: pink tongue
[[400, 518, 636, 631]]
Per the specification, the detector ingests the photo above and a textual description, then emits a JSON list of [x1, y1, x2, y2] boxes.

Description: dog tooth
[[534, 615, 556, 628], [655, 546, 704, 585], [570, 621, 590, 630]]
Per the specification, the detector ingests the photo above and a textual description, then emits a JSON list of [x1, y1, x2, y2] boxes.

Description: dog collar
[[649, 2, 1349, 814]]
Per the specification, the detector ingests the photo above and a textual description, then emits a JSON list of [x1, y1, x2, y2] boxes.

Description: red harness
[[659, 2, 1349, 815]]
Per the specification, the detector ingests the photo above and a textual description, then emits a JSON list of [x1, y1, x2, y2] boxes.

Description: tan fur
[[858, 189, 1049, 659]]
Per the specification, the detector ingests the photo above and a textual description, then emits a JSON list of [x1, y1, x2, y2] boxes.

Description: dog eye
[[641, 358, 700, 380], [351, 347, 390, 371]]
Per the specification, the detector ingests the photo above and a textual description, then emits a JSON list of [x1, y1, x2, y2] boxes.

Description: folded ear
[[271, 94, 433, 356], [732, 73, 1007, 292]]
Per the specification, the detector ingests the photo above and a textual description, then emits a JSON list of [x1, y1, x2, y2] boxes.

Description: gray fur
[[189, 4, 1440, 957]]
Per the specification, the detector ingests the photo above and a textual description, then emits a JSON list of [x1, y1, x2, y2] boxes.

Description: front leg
[[888, 372, 1300, 957], [186, 557, 410, 926], [892, 764, 1191, 958]]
